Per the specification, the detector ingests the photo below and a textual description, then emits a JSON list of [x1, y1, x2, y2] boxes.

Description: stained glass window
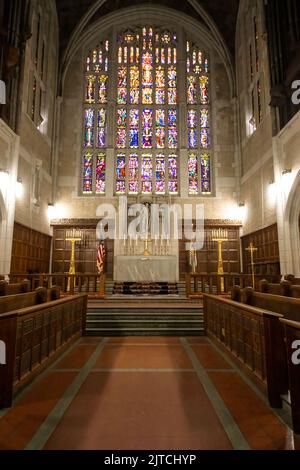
[[82, 30, 212, 197], [114, 27, 179, 195], [82, 40, 109, 194], [187, 41, 211, 194]]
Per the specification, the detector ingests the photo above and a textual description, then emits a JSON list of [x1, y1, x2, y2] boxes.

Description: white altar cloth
[[114, 255, 179, 282]]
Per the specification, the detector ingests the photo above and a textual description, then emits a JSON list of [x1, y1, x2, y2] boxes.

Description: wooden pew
[[0, 280, 31, 296], [285, 275, 300, 285], [280, 319, 300, 434], [0, 287, 60, 315], [231, 286, 300, 322], [203, 294, 288, 409], [0, 293, 87, 408], [258, 279, 300, 299]]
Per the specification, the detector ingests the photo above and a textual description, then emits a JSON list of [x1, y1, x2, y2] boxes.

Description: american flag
[[97, 241, 106, 274]]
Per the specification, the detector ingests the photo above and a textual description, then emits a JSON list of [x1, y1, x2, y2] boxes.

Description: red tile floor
[[0, 336, 299, 450]]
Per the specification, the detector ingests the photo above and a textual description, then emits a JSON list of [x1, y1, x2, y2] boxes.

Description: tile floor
[[0, 336, 299, 450]]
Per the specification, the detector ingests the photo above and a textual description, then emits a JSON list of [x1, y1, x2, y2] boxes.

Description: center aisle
[[0, 337, 297, 450]]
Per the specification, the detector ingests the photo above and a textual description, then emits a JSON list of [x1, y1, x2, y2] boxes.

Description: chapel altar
[[114, 237, 179, 283]]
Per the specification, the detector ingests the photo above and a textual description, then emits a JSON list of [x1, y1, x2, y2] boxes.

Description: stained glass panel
[[84, 109, 94, 148], [95, 153, 106, 194], [156, 127, 165, 149], [116, 128, 126, 148], [168, 154, 178, 194], [188, 129, 197, 149], [200, 109, 209, 128], [117, 109, 127, 127], [141, 154, 153, 193], [200, 76, 209, 104], [188, 110, 197, 128], [83, 152, 93, 193], [168, 128, 178, 148], [200, 129, 210, 148], [116, 154, 126, 194], [188, 153, 199, 195], [129, 154, 139, 193], [98, 75, 108, 103], [156, 109, 165, 126], [86, 76, 95, 103], [201, 153, 211, 194], [156, 155, 166, 193], [187, 76, 197, 104]]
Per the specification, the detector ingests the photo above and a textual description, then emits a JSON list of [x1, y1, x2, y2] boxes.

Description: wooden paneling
[[242, 224, 280, 276], [179, 225, 240, 279], [52, 226, 114, 278], [10, 223, 51, 274]]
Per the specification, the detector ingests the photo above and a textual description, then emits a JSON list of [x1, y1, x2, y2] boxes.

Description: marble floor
[[0, 336, 299, 450]]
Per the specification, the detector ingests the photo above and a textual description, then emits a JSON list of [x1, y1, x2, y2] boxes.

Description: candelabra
[[66, 228, 83, 291], [212, 228, 228, 292]]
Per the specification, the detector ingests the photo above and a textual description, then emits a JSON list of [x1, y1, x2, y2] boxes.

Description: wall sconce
[[238, 202, 247, 221], [16, 178, 24, 198], [0, 169, 9, 189], [47, 203, 55, 220]]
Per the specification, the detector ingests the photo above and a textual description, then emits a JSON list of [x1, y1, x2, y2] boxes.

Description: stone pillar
[[0, 120, 20, 277]]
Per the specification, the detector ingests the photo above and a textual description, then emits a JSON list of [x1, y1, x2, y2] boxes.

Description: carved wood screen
[[10, 223, 52, 274]]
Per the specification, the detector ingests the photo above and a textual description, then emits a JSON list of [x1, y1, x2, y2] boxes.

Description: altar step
[[113, 282, 179, 296], [85, 304, 204, 336]]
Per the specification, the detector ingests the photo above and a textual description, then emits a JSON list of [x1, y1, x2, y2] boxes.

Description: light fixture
[[238, 202, 247, 222], [16, 178, 24, 198], [268, 180, 277, 202], [282, 169, 292, 176], [47, 203, 55, 220], [0, 169, 9, 189]]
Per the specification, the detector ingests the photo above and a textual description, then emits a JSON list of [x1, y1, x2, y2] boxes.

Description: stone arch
[[61, 4, 235, 98], [284, 169, 300, 276]]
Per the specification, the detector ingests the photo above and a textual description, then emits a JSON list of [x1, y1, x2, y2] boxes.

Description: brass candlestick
[[212, 228, 228, 293], [143, 236, 150, 256], [246, 242, 258, 288], [66, 234, 82, 291]]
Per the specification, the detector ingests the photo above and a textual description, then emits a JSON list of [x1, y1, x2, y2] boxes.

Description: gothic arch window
[[81, 26, 212, 197], [82, 39, 109, 194]]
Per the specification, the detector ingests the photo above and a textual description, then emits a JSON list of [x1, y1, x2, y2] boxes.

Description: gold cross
[[246, 243, 258, 288]]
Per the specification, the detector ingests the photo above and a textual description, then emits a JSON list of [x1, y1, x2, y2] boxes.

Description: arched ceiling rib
[[55, 0, 239, 59]]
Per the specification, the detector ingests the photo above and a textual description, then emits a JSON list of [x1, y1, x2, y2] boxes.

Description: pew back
[[0, 280, 31, 296], [0, 287, 61, 315], [203, 294, 288, 408], [242, 288, 300, 322], [0, 293, 87, 408], [258, 279, 300, 298]]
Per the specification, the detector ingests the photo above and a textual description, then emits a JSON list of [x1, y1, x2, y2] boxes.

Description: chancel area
[[0, 0, 300, 451]]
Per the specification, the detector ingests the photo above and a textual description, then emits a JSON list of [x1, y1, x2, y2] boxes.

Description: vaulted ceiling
[[55, 0, 240, 59]]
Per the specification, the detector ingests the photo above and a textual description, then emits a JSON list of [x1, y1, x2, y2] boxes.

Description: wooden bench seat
[[0, 280, 31, 296], [0, 287, 60, 315], [203, 293, 300, 435], [231, 286, 300, 322], [258, 279, 300, 299], [0, 293, 87, 408], [280, 318, 300, 434]]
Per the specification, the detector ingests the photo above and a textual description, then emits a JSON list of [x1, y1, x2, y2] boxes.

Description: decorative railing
[[186, 273, 279, 297], [8, 273, 105, 298]]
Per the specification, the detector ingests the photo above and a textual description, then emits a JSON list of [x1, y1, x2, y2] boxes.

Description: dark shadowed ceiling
[[55, 0, 240, 59]]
